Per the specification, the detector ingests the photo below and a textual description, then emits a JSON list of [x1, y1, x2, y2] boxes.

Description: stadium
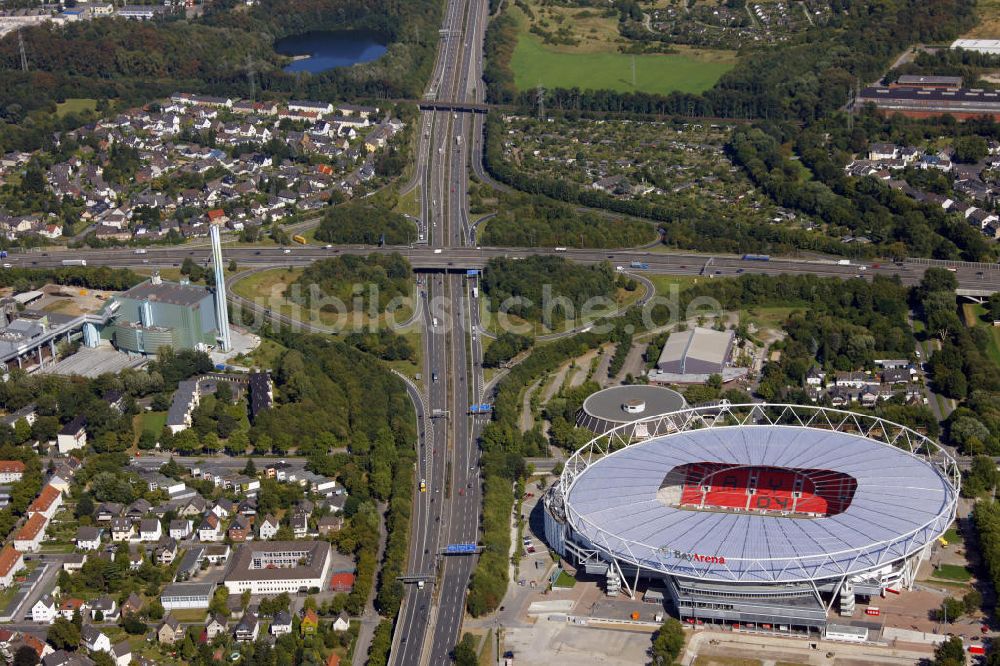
[[543, 403, 959, 633]]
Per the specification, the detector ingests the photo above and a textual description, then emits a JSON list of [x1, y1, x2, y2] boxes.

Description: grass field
[[511, 33, 734, 94], [231, 268, 415, 330], [142, 411, 167, 435], [933, 563, 973, 582], [508, 4, 735, 95], [56, 98, 97, 117], [962, 303, 1000, 366]]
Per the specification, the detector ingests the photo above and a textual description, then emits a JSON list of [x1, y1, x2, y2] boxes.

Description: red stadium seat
[[672, 463, 856, 517]]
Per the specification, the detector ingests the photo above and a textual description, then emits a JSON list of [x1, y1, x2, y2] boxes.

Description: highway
[[390, 0, 489, 661], [13, 245, 1000, 293]]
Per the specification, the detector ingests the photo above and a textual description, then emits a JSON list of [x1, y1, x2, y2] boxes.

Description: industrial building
[[952, 38, 1000, 54], [104, 275, 221, 355], [222, 541, 332, 595], [543, 404, 958, 634], [857, 85, 1000, 121]]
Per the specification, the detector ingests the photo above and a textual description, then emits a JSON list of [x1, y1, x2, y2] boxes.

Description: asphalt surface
[[391, 0, 488, 662], [13, 246, 1000, 294]]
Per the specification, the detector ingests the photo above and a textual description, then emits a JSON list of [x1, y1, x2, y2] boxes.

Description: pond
[[274, 29, 388, 74]]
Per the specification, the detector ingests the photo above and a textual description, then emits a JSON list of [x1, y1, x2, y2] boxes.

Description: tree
[[146, 599, 165, 620], [209, 586, 230, 617], [649, 618, 685, 666], [939, 596, 964, 623], [243, 458, 257, 477], [47, 617, 80, 651], [953, 135, 989, 164], [122, 613, 147, 635], [91, 653, 115, 666], [75, 494, 94, 519], [963, 588, 983, 614], [13, 645, 38, 666], [452, 633, 478, 666], [933, 635, 965, 665]]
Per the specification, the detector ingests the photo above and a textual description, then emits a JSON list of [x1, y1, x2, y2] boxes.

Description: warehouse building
[[857, 85, 1000, 121], [650, 327, 747, 385], [952, 39, 1000, 54], [657, 327, 734, 374], [104, 275, 220, 355]]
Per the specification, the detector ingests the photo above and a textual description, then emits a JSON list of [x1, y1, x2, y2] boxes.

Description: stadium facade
[[543, 403, 959, 633]]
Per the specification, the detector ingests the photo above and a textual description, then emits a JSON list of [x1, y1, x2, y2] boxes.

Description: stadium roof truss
[[552, 403, 959, 588]]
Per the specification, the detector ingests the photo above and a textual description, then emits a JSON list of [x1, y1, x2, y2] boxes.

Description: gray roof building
[[657, 327, 735, 375]]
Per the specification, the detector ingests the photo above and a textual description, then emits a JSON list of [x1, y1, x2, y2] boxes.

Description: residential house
[[317, 515, 343, 535], [75, 527, 103, 551], [204, 544, 231, 565], [199, 513, 222, 542], [32, 595, 57, 623], [89, 596, 118, 622], [14, 513, 48, 552], [205, 613, 228, 641], [291, 511, 309, 538], [81, 625, 111, 654], [95, 502, 123, 523], [0, 544, 24, 588], [111, 641, 132, 666], [58, 598, 85, 620], [228, 514, 251, 542], [156, 538, 179, 565], [270, 610, 292, 636], [301, 608, 319, 635], [139, 518, 162, 542], [111, 518, 135, 543], [169, 519, 192, 540], [332, 612, 351, 632], [28, 484, 63, 520], [0, 460, 25, 483], [61, 553, 87, 573], [234, 612, 260, 643], [157, 616, 183, 645], [56, 416, 87, 454], [121, 593, 143, 617], [257, 514, 279, 540], [212, 498, 235, 519]]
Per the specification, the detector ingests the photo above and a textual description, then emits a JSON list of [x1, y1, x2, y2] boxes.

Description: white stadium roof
[[563, 424, 956, 584]]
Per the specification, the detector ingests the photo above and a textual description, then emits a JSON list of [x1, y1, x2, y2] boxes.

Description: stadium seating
[[673, 463, 856, 517]]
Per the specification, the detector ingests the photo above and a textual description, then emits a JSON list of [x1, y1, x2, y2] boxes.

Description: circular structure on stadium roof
[[576, 385, 686, 439], [552, 404, 959, 585]]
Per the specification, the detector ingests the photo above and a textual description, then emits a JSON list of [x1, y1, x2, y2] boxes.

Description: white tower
[[209, 223, 232, 352]]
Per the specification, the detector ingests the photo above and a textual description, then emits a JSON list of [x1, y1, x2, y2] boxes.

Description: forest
[[0, 0, 442, 152], [913, 269, 1000, 456], [286, 252, 412, 314], [313, 205, 417, 246], [478, 187, 656, 249], [480, 256, 617, 327]]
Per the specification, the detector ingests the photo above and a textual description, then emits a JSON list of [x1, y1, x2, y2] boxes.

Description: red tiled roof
[[207, 209, 225, 221], [28, 485, 60, 514], [0, 461, 25, 475], [0, 544, 22, 577], [15, 514, 46, 542], [59, 598, 84, 611]]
